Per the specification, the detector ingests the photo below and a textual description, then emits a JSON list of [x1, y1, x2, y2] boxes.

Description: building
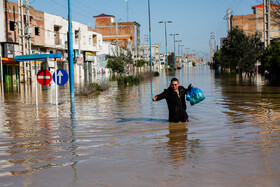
[[0, 0, 5, 54], [94, 14, 141, 57], [231, 3, 280, 42], [44, 13, 102, 83], [139, 44, 161, 70], [1, 0, 103, 86]]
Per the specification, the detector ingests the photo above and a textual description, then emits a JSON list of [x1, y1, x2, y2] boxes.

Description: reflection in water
[[70, 97, 78, 184], [166, 123, 199, 168]]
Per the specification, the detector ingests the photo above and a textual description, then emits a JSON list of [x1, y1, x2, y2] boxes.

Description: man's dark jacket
[[155, 85, 190, 122]]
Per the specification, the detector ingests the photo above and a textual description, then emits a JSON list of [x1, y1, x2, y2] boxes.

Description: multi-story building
[[0, 0, 5, 54], [44, 13, 102, 83], [231, 3, 280, 42], [94, 14, 141, 57], [1, 0, 103, 86], [139, 44, 161, 70]]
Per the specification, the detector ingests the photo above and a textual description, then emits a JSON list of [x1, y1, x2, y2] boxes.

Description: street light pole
[[68, 0, 74, 98], [169, 33, 179, 69], [148, 0, 152, 72], [159, 21, 172, 69]]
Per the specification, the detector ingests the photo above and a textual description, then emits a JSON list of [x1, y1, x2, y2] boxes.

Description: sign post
[[53, 69, 69, 86], [37, 69, 52, 85], [53, 68, 69, 106], [35, 61, 38, 106]]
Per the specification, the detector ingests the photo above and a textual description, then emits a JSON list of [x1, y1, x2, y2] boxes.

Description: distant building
[[94, 14, 141, 57], [139, 44, 161, 70], [231, 3, 280, 42]]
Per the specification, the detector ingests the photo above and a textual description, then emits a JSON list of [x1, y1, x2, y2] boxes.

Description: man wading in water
[[152, 78, 192, 122]]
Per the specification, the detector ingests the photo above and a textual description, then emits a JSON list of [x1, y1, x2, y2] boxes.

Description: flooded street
[[0, 65, 280, 186]]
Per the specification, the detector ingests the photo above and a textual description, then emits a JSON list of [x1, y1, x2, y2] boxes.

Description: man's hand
[[152, 96, 157, 101]]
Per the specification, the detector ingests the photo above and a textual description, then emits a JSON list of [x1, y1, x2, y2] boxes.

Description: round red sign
[[37, 69, 52, 85]]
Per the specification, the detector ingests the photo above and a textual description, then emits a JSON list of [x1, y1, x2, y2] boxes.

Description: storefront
[[85, 52, 96, 82], [1, 57, 19, 91]]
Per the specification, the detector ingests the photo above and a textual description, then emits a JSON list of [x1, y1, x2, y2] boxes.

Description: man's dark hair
[[170, 78, 179, 83]]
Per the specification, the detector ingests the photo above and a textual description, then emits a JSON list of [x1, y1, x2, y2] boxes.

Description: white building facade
[[44, 13, 103, 84]]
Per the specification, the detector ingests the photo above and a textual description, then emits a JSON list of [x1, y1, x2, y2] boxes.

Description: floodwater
[[0, 66, 280, 187]]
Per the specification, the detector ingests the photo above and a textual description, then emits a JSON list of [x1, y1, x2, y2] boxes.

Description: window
[[92, 34, 97, 44], [35, 27, 39, 36], [75, 30, 79, 39], [9, 21, 15, 31]]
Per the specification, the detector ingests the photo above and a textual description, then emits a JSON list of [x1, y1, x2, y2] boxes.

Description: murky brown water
[[0, 66, 280, 187]]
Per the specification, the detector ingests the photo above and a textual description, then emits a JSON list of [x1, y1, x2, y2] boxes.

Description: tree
[[214, 27, 262, 74], [270, 1, 280, 26], [135, 59, 148, 67], [106, 57, 125, 74], [167, 53, 175, 69], [258, 40, 280, 76]]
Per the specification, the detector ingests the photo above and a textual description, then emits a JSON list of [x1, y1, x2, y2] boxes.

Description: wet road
[[0, 65, 280, 186]]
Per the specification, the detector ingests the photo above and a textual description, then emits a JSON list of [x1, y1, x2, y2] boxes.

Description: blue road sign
[[53, 69, 69, 85]]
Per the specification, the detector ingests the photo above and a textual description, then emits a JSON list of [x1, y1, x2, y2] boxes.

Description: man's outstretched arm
[[152, 90, 167, 101]]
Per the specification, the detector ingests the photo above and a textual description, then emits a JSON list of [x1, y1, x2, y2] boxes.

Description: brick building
[[94, 14, 140, 57], [231, 4, 280, 42]]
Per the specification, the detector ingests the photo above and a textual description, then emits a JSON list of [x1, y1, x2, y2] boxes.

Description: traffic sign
[[53, 69, 69, 85], [37, 69, 52, 85]]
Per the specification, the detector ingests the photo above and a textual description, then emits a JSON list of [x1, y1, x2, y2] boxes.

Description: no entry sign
[[37, 69, 52, 85]]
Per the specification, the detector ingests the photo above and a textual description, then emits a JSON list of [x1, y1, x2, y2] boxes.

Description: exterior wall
[[5, 1, 19, 43], [44, 13, 68, 49], [29, 5, 45, 46], [97, 40, 118, 56], [44, 13, 102, 55], [139, 44, 160, 65], [231, 4, 280, 42], [0, 0, 5, 43], [94, 15, 140, 56], [4, 1, 45, 46], [72, 21, 102, 52]]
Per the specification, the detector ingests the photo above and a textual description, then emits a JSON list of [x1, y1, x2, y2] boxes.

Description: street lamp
[[68, 0, 74, 98], [159, 21, 172, 69], [175, 40, 182, 55], [148, 0, 152, 72], [169, 33, 179, 68]]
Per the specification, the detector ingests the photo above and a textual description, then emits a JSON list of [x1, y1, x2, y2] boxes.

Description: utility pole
[[209, 40, 213, 64], [227, 8, 231, 34], [211, 32, 216, 53], [18, 0, 27, 82], [264, 0, 270, 47], [25, 0, 33, 82], [159, 21, 172, 69], [116, 19, 119, 56], [170, 33, 179, 69], [148, 0, 152, 72]]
